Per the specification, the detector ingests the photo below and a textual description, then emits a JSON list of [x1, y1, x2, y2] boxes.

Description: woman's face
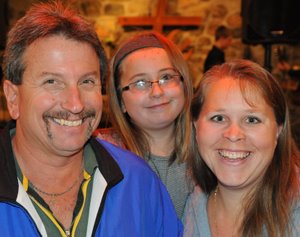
[[194, 77, 282, 192], [119, 47, 185, 133]]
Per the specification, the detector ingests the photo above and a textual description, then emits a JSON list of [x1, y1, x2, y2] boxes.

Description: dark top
[[203, 45, 225, 73], [289, 69, 300, 80]]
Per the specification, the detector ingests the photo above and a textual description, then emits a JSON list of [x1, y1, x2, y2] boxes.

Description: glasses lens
[[159, 74, 180, 87], [124, 74, 181, 93], [131, 80, 149, 92]]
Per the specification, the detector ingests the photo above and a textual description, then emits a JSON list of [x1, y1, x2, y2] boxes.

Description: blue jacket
[[0, 121, 183, 237]]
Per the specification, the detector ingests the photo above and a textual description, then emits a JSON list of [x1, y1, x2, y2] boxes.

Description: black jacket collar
[[0, 120, 124, 201]]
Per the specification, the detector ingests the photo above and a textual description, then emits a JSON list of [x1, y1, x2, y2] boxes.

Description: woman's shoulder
[[290, 198, 300, 236], [183, 185, 208, 220], [188, 185, 208, 207], [183, 186, 211, 237]]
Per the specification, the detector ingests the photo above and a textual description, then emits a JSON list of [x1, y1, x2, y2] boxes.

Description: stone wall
[[6, 0, 300, 87], [69, 0, 244, 87]]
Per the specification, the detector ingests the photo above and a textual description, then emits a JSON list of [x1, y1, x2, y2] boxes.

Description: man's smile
[[53, 118, 83, 127]]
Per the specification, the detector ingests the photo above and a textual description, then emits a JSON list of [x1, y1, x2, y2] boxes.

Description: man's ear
[[3, 80, 20, 119]]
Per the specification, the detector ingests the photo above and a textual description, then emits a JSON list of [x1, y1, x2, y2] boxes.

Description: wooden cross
[[118, 0, 201, 33]]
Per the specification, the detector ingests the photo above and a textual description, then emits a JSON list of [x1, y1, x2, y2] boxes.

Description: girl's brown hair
[[107, 31, 194, 164]]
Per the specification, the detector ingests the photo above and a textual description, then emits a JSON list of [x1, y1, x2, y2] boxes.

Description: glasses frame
[[121, 74, 182, 93]]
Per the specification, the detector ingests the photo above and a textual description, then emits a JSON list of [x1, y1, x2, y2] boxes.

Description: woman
[[96, 32, 194, 218], [183, 59, 300, 236]]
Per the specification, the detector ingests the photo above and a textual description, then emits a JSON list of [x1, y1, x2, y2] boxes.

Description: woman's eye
[[211, 115, 225, 122], [246, 116, 261, 124]]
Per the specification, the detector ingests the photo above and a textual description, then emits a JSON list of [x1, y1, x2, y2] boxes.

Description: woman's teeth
[[218, 150, 250, 160]]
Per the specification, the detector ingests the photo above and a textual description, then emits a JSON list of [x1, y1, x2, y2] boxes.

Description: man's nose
[[61, 86, 84, 114]]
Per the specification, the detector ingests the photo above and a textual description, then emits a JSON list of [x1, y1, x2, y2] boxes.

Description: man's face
[[5, 35, 102, 157]]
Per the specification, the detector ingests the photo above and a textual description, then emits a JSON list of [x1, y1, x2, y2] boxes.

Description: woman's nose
[[223, 123, 245, 142]]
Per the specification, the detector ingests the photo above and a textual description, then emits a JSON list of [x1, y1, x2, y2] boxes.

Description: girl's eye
[[134, 80, 148, 89], [246, 116, 261, 124], [211, 115, 225, 122], [161, 73, 172, 81]]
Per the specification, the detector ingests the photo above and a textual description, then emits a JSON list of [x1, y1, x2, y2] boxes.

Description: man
[[203, 25, 232, 73], [0, 2, 182, 236]]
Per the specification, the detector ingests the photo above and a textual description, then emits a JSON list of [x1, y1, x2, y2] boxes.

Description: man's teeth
[[218, 150, 250, 159], [53, 118, 82, 126]]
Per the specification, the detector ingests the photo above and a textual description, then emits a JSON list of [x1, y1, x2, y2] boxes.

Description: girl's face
[[194, 77, 282, 192], [119, 47, 185, 133]]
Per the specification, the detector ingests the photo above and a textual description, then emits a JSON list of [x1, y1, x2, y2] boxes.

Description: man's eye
[[82, 79, 96, 85], [44, 79, 56, 84], [246, 116, 261, 124], [211, 115, 225, 122], [42, 78, 64, 91]]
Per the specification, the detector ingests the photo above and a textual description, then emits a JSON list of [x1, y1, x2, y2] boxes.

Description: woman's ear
[[3, 80, 20, 119], [274, 124, 283, 146], [277, 124, 283, 139], [120, 100, 126, 113], [193, 121, 198, 129]]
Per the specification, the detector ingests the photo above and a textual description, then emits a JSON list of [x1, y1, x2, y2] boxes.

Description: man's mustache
[[43, 109, 96, 121]]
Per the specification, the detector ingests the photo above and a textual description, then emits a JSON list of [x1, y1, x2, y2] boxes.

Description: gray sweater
[[148, 154, 193, 218]]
